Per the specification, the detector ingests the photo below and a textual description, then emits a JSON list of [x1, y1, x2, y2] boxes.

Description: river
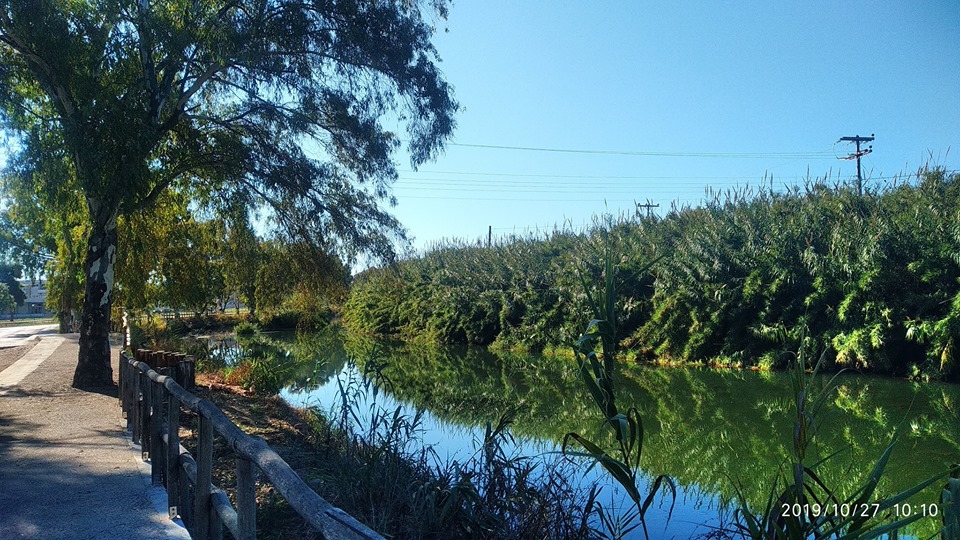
[[212, 330, 959, 538]]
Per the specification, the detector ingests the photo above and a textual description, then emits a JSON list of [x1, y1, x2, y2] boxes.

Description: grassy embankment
[[344, 168, 960, 380]]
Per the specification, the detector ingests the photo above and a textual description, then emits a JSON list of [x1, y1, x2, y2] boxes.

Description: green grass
[[0, 316, 56, 328]]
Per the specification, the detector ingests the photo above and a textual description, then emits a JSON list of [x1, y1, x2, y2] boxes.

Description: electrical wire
[[441, 141, 836, 159]]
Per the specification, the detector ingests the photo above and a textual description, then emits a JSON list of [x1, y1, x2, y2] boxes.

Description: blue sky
[[387, 1, 960, 251]]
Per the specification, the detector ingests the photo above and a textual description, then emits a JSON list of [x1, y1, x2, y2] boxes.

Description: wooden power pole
[[636, 201, 659, 219], [838, 134, 874, 195]]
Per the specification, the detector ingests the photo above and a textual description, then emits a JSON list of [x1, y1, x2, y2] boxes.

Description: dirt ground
[[0, 341, 37, 373]]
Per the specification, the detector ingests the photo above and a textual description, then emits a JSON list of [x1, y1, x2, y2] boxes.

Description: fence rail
[[118, 347, 383, 540]]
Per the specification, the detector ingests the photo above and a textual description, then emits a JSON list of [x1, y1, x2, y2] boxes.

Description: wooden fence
[[118, 347, 383, 540]]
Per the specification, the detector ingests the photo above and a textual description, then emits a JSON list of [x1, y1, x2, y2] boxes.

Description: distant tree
[[254, 237, 348, 317], [0, 285, 13, 320], [0, 263, 24, 306], [0, 0, 457, 386], [220, 204, 263, 317], [0, 205, 47, 275], [3, 165, 86, 332], [159, 219, 224, 317]]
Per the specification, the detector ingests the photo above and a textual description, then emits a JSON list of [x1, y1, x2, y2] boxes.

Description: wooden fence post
[[195, 414, 214, 540], [128, 356, 139, 428], [182, 356, 196, 390], [211, 511, 224, 540], [180, 460, 194, 530], [118, 355, 127, 420], [130, 359, 138, 443], [150, 378, 164, 485], [118, 350, 125, 409], [140, 370, 151, 460], [167, 392, 181, 519], [237, 457, 257, 540]]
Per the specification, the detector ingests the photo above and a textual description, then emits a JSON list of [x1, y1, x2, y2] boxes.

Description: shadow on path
[[0, 336, 189, 539]]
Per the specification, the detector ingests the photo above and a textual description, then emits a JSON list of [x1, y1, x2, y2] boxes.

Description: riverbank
[[345, 169, 960, 381], [191, 369, 595, 539], [187, 373, 329, 539], [139, 322, 960, 538]]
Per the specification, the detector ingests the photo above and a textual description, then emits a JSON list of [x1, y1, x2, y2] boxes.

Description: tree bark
[[73, 201, 119, 388], [58, 223, 79, 334]]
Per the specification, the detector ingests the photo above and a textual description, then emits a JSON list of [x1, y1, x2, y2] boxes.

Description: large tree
[[0, 0, 456, 387]]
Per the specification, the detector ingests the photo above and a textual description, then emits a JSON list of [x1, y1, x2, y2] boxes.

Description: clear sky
[[386, 1, 960, 251]]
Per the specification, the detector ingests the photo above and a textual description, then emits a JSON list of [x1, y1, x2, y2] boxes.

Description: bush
[[235, 321, 259, 336], [259, 310, 302, 331]]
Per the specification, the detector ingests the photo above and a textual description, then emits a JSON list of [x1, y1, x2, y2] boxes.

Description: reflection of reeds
[[309, 358, 596, 539], [734, 349, 958, 539], [332, 329, 960, 523], [166, 321, 960, 537]]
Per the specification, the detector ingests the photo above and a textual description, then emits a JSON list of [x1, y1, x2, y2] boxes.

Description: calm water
[[218, 331, 960, 538]]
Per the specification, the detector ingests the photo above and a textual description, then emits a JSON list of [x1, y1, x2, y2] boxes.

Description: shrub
[[235, 321, 259, 336]]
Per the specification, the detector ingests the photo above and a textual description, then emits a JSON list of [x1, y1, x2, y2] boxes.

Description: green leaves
[[564, 244, 675, 539], [736, 348, 958, 539], [2, 0, 459, 380], [345, 168, 960, 382]]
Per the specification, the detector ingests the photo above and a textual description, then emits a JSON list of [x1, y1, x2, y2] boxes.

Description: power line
[[398, 194, 640, 202], [393, 172, 937, 190], [443, 141, 835, 159], [398, 169, 760, 179], [395, 178, 775, 188], [394, 185, 705, 194]]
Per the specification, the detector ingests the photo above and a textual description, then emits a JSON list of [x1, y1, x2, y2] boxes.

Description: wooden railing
[[118, 348, 383, 540]]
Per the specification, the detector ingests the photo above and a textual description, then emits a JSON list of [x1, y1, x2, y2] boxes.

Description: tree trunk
[[73, 201, 119, 388], [58, 223, 79, 333]]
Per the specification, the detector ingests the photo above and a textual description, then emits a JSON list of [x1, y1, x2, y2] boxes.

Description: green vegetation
[[0, 0, 457, 386], [732, 349, 957, 538], [234, 321, 259, 337], [151, 322, 958, 538], [563, 240, 675, 539], [558, 240, 958, 539], [345, 169, 960, 380], [179, 325, 596, 539], [304, 369, 595, 539]]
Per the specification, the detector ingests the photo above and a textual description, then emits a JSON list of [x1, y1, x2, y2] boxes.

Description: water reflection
[[215, 330, 960, 538]]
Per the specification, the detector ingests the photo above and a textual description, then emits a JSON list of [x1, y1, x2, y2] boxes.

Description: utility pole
[[838, 134, 874, 195], [487, 225, 492, 247], [636, 201, 659, 219]]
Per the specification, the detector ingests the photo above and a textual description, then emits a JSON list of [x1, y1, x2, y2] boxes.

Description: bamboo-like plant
[[345, 168, 960, 380], [734, 349, 958, 539], [563, 234, 675, 539]]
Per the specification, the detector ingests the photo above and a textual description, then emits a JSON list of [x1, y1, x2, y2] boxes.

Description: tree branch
[[174, 63, 226, 112], [123, 152, 227, 214], [0, 22, 77, 119], [136, 0, 160, 123]]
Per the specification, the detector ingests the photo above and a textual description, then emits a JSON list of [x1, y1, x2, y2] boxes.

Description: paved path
[[0, 324, 59, 349], [0, 333, 191, 539]]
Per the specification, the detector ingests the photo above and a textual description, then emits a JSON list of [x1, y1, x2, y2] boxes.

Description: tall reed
[[345, 168, 960, 379], [563, 236, 675, 539], [733, 348, 958, 539]]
